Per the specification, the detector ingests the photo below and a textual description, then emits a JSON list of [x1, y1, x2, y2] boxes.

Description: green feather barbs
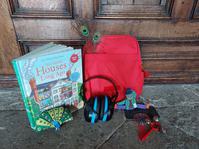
[[80, 26, 89, 37]]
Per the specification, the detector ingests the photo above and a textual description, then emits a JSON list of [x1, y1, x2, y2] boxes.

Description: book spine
[[12, 60, 36, 129]]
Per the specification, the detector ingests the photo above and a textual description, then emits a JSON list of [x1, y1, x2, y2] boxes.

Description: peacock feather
[[71, 16, 101, 53]]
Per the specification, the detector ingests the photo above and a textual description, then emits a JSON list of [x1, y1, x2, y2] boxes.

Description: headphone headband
[[80, 75, 119, 103]]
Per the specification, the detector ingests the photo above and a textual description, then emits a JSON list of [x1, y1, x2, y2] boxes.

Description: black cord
[[80, 75, 119, 103]]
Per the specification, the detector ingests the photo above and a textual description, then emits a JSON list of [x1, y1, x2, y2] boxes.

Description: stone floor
[[0, 84, 199, 149]]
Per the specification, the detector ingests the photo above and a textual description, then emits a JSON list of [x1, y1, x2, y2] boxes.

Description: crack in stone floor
[[95, 120, 126, 149]]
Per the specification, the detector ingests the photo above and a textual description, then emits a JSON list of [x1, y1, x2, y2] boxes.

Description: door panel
[[9, 0, 72, 18], [94, 0, 173, 18], [171, 0, 196, 21], [17, 0, 67, 11], [1, 0, 199, 86], [94, 20, 199, 38], [141, 41, 199, 83], [13, 19, 79, 39]]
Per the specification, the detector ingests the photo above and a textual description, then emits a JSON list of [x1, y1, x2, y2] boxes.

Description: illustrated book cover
[[12, 43, 83, 131]]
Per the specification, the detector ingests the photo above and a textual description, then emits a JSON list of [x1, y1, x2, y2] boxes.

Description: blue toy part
[[115, 100, 126, 109], [116, 104, 126, 109], [126, 104, 147, 110], [116, 103, 146, 110], [91, 97, 98, 124], [69, 72, 80, 82], [137, 104, 146, 109], [102, 96, 108, 122], [117, 100, 125, 106], [51, 120, 61, 130]]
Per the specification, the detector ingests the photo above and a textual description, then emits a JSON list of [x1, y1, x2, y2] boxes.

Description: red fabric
[[83, 35, 144, 102], [138, 122, 161, 141]]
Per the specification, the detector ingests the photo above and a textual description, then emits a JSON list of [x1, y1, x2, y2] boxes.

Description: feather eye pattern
[[92, 32, 101, 43], [71, 16, 102, 53], [80, 25, 89, 37], [36, 106, 73, 131]]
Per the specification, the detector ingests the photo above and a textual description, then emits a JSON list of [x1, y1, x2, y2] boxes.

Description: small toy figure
[[125, 88, 137, 109], [115, 88, 137, 110]]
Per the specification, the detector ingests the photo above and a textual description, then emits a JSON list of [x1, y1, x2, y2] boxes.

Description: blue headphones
[[80, 76, 118, 124]]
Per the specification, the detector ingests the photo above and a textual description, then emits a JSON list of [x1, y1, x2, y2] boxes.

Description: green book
[[12, 43, 83, 131]]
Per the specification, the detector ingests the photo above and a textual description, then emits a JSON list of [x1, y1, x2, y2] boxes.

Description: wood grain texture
[[73, 0, 93, 18], [1, 38, 199, 86], [140, 42, 199, 60], [13, 19, 199, 40], [140, 40, 199, 83], [0, 0, 20, 74], [94, 20, 199, 39], [0, 75, 17, 88], [1, 0, 199, 85], [143, 59, 199, 72], [1, 39, 199, 85], [13, 19, 80, 40], [144, 72, 199, 83], [171, 0, 195, 21]]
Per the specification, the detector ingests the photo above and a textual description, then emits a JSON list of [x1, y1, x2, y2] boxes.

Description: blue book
[[12, 43, 83, 131]]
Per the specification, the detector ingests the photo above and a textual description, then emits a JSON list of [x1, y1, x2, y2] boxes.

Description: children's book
[[12, 43, 83, 131]]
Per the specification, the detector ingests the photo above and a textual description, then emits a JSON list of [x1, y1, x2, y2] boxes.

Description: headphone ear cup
[[92, 97, 100, 123], [99, 96, 105, 121], [84, 97, 100, 123], [100, 96, 113, 122]]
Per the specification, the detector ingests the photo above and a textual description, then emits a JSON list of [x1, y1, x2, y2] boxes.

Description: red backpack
[[83, 35, 147, 102]]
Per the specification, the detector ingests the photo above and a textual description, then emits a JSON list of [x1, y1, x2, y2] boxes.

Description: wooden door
[[0, 0, 199, 87]]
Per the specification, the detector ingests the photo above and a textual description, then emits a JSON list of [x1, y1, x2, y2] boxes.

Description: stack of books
[[12, 43, 83, 131]]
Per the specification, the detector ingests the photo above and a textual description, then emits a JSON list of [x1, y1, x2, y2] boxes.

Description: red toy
[[138, 120, 162, 141], [125, 105, 162, 141]]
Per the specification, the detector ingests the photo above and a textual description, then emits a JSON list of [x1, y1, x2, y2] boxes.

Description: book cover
[[12, 44, 83, 131]]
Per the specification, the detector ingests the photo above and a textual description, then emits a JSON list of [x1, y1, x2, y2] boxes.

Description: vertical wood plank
[[0, 0, 20, 74], [171, 0, 195, 21], [74, 0, 93, 19]]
